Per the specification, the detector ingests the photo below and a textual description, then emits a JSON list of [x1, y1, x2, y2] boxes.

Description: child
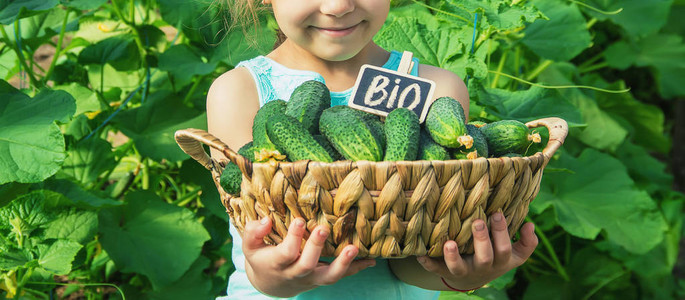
[[207, 0, 539, 298]]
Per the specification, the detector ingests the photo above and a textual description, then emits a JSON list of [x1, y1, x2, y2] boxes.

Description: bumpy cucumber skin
[[285, 80, 331, 134], [237, 141, 256, 162], [252, 100, 287, 154], [355, 110, 386, 151], [266, 114, 333, 162], [384, 108, 420, 161], [425, 97, 468, 148], [480, 120, 531, 156], [220, 141, 254, 195], [219, 164, 242, 195], [319, 105, 383, 162], [313, 134, 343, 161], [418, 130, 449, 161], [456, 124, 488, 158]]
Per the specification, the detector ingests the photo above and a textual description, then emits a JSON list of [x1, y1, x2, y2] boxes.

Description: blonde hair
[[221, 0, 285, 50]]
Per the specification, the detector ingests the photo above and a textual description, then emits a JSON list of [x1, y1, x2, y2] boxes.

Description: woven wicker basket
[[175, 117, 567, 258]]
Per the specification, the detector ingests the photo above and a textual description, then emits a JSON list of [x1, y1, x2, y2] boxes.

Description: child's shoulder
[[207, 66, 258, 108], [417, 63, 470, 106]]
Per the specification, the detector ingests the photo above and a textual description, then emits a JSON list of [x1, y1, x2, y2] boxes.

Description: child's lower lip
[[315, 24, 359, 37]]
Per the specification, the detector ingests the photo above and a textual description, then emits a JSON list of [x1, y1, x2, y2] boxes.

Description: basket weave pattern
[[175, 117, 567, 258]]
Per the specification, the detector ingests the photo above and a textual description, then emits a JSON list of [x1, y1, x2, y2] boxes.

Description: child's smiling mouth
[[312, 22, 362, 38]]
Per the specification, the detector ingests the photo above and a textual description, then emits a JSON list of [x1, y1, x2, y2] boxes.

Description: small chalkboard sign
[[348, 51, 436, 123]]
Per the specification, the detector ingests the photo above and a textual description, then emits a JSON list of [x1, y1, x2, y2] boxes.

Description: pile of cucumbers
[[219, 80, 541, 195]]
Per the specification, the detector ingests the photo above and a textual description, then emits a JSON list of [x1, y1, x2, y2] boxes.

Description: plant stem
[[527, 217, 570, 281], [183, 75, 204, 105], [142, 158, 150, 190], [171, 187, 202, 206], [579, 62, 608, 74], [526, 59, 553, 82], [44, 9, 71, 83], [0, 25, 41, 88], [581, 271, 626, 300], [586, 17, 598, 29], [491, 51, 508, 88]]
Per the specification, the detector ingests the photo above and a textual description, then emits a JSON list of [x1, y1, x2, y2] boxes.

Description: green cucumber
[[384, 108, 420, 161], [480, 120, 541, 156], [266, 114, 333, 162], [252, 99, 287, 161], [319, 105, 383, 161], [418, 129, 449, 161], [285, 80, 331, 134], [425, 97, 473, 149]]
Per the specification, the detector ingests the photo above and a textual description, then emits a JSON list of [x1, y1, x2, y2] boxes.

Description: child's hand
[[242, 217, 377, 297], [416, 212, 538, 291]]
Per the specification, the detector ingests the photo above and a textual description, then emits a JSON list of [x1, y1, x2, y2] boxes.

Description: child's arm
[[206, 69, 377, 297], [388, 212, 538, 291]]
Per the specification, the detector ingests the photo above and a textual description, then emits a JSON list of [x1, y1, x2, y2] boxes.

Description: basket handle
[[525, 117, 568, 158], [174, 128, 252, 178]]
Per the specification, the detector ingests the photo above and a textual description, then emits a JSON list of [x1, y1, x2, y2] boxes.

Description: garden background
[[1, 0, 684, 299]]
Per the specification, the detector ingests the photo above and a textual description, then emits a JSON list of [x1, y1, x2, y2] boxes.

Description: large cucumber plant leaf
[[0, 0, 59, 25], [0, 81, 76, 184], [534, 149, 668, 254], [522, 0, 592, 62], [98, 191, 211, 289]]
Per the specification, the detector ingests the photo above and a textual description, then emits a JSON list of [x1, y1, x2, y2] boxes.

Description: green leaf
[[375, 16, 487, 79], [114, 92, 207, 162], [43, 209, 97, 245], [535, 149, 668, 254], [522, 275, 568, 300], [605, 34, 685, 99], [37, 239, 82, 275], [0, 244, 32, 270], [179, 160, 224, 218], [86, 63, 144, 91], [0, 182, 30, 208], [592, 77, 670, 153], [539, 63, 628, 151], [477, 86, 582, 125], [584, 0, 672, 36], [59, 137, 116, 185], [60, 0, 107, 10], [157, 0, 227, 45], [53, 83, 106, 116], [522, 0, 592, 61], [158, 44, 216, 85], [78, 34, 141, 71], [0, 191, 56, 234], [73, 16, 129, 43], [3, 7, 78, 50], [0, 87, 76, 184], [41, 179, 122, 209], [146, 257, 213, 298], [0, 0, 59, 25], [436, 0, 544, 30], [99, 191, 211, 288], [615, 142, 672, 193]]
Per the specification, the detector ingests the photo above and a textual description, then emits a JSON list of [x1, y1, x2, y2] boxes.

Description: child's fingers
[[313, 245, 367, 286], [489, 212, 512, 266], [442, 241, 467, 277], [288, 225, 329, 278], [512, 222, 538, 266], [274, 217, 307, 268], [416, 256, 447, 277], [471, 219, 494, 271], [242, 217, 272, 254]]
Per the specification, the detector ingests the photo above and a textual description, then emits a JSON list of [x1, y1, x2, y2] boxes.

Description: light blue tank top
[[219, 51, 438, 300]]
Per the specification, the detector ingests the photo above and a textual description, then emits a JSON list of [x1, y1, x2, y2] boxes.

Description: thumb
[[242, 217, 272, 253]]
